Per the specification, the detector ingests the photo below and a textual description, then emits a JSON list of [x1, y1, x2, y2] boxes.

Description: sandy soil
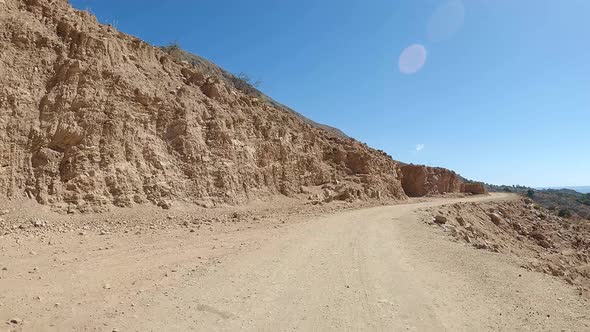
[[1, 193, 588, 331]]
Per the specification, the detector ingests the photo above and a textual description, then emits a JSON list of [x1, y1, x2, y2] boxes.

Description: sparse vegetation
[[485, 183, 590, 220], [161, 42, 264, 98], [162, 41, 183, 56], [558, 208, 572, 218], [236, 72, 262, 88], [228, 72, 263, 97], [157, 42, 348, 138], [578, 193, 590, 206]]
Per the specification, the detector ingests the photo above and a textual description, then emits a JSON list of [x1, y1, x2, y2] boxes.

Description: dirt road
[[1, 194, 588, 331]]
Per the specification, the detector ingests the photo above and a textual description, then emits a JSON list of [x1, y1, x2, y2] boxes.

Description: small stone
[[103, 284, 111, 290], [434, 215, 448, 224], [488, 213, 503, 225], [31, 219, 45, 227], [158, 200, 172, 210], [9, 318, 21, 324], [456, 216, 466, 226], [463, 234, 471, 243]]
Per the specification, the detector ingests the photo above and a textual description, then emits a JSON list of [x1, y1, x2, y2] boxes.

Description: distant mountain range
[[538, 186, 590, 194]]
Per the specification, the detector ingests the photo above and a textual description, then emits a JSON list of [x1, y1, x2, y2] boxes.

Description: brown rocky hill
[[487, 185, 590, 220], [0, 0, 478, 211], [421, 197, 590, 296], [399, 164, 487, 197]]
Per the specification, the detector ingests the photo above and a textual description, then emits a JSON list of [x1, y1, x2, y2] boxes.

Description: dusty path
[[1, 194, 588, 331]]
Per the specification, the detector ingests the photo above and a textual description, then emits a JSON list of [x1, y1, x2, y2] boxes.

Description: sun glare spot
[[398, 44, 427, 74], [427, 0, 465, 42]]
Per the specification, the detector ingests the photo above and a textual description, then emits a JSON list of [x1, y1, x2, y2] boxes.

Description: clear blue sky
[[70, 0, 589, 188]]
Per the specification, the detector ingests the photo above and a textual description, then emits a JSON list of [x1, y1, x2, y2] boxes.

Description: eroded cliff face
[[0, 0, 408, 211], [400, 165, 463, 197], [461, 183, 487, 195]]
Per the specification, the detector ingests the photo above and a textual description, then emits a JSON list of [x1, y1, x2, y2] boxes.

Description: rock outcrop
[[400, 165, 463, 197], [0, 0, 411, 211], [461, 182, 487, 195]]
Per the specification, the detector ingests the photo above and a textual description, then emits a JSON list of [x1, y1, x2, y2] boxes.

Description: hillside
[[0, 0, 485, 212], [159, 45, 350, 140], [572, 186, 590, 194], [545, 186, 590, 194], [487, 184, 590, 220]]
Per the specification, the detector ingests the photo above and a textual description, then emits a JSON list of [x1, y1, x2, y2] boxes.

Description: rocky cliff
[[0, 0, 481, 212], [400, 164, 463, 197], [0, 0, 414, 211], [461, 182, 487, 195]]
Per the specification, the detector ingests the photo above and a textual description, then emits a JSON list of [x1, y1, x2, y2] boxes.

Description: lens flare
[[427, 0, 465, 42], [398, 44, 427, 74]]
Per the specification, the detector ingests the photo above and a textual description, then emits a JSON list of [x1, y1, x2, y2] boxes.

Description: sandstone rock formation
[[0, 0, 414, 211], [461, 182, 488, 195], [400, 164, 463, 197]]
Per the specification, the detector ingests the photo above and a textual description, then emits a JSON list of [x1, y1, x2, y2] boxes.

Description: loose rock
[[434, 215, 448, 224]]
